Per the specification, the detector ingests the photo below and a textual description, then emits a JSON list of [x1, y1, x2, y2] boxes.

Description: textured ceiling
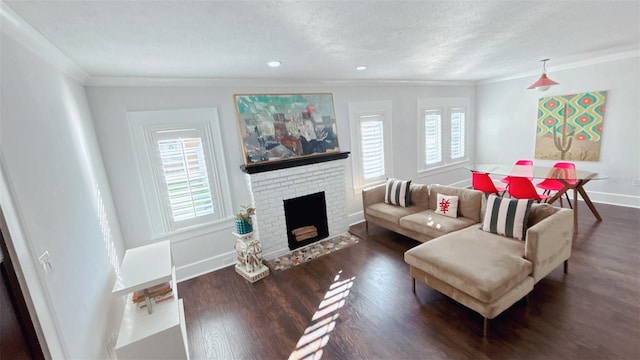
[[4, 0, 640, 81]]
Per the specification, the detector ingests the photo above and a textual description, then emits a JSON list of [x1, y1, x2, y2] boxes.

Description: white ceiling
[[4, 0, 640, 82]]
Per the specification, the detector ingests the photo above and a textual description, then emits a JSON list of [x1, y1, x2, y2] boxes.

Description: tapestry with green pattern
[[534, 91, 606, 161]]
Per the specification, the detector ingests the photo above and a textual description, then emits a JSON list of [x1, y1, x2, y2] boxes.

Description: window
[[450, 108, 466, 160], [129, 108, 232, 236], [418, 98, 470, 171], [349, 101, 392, 192], [360, 114, 386, 180], [423, 109, 442, 165], [156, 130, 214, 223]]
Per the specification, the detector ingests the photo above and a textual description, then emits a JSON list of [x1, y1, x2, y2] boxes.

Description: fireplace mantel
[[240, 152, 350, 174]]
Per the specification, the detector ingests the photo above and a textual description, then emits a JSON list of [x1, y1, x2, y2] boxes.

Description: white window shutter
[[157, 135, 214, 223], [424, 110, 442, 165], [359, 114, 386, 180], [450, 109, 465, 159]]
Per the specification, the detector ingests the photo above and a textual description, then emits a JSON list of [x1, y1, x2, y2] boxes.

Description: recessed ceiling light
[[267, 61, 281, 67], [356, 65, 367, 71]]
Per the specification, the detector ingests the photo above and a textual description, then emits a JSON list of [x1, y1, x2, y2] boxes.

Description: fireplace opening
[[283, 192, 329, 251]]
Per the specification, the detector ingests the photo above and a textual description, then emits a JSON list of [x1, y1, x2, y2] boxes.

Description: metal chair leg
[[565, 193, 573, 209]]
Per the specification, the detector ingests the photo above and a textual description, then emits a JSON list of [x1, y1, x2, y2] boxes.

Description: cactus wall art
[[534, 91, 607, 161]]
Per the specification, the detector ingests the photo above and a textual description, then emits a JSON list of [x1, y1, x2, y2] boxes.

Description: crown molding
[[0, 2, 89, 84], [479, 47, 640, 85], [86, 76, 476, 88]]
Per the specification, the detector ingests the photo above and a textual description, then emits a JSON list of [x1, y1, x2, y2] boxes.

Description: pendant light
[[527, 59, 559, 91]]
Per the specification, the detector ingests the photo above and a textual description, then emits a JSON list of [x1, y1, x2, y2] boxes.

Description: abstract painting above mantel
[[234, 93, 340, 167], [534, 91, 607, 161]]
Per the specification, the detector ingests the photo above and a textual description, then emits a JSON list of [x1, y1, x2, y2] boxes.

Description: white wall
[[0, 29, 126, 359], [2, 3, 636, 356], [476, 55, 640, 207], [86, 83, 476, 279]]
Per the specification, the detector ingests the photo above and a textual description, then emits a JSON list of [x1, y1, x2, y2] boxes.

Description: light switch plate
[[38, 251, 53, 274]]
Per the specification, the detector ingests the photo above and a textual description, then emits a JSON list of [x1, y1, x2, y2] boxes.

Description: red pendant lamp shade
[[527, 73, 559, 90], [528, 59, 559, 91]]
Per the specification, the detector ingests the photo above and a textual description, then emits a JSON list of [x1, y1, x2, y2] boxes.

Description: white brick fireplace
[[244, 158, 349, 260]]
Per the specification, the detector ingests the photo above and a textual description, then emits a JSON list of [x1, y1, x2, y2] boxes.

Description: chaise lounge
[[363, 181, 574, 335]]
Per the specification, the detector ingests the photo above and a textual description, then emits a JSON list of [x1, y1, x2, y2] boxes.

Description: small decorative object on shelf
[[132, 282, 172, 304], [233, 231, 269, 283], [235, 205, 255, 234]]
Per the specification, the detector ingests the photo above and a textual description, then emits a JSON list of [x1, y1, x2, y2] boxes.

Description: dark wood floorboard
[[0, 265, 32, 360], [179, 203, 640, 359]]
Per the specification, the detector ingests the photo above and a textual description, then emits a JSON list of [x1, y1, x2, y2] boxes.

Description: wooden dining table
[[467, 164, 608, 233]]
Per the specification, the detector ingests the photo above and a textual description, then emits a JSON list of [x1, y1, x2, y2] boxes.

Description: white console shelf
[[112, 240, 189, 359]]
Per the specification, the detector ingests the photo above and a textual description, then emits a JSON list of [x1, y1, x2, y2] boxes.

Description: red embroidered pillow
[[434, 193, 459, 218]]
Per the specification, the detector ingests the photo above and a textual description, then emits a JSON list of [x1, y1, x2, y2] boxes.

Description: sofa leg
[[483, 317, 488, 337], [411, 277, 416, 293], [365, 220, 369, 233], [564, 259, 569, 273]]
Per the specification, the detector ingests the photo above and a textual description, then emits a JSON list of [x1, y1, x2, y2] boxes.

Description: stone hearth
[[244, 158, 348, 260]]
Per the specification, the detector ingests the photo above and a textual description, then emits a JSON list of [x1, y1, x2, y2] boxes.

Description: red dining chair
[[500, 159, 534, 185], [507, 176, 551, 203], [536, 162, 577, 208], [472, 171, 506, 196]]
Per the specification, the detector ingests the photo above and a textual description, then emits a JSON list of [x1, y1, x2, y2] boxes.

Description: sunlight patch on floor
[[289, 270, 355, 360]]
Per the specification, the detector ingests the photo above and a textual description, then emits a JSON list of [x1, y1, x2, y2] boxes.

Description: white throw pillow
[[434, 193, 458, 218]]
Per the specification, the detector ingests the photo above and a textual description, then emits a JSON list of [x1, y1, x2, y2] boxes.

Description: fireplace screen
[[283, 192, 329, 250]]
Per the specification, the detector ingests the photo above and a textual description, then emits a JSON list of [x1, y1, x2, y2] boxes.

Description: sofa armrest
[[525, 207, 574, 283], [362, 183, 386, 211]]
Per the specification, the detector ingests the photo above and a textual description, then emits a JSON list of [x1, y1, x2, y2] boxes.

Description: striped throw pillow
[[385, 179, 412, 207], [481, 194, 533, 240]]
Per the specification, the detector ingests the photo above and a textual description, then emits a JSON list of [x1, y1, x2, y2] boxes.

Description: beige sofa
[[362, 183, 574, 335], [363, 183, 483, 242]]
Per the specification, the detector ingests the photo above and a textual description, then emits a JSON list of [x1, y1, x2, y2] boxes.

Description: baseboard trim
[[177, 189, 638, 282], [348, 211, 364, 227], [583, 191, 640, 208], [457, 180, 638, 208], [175, 251, 236, 282]]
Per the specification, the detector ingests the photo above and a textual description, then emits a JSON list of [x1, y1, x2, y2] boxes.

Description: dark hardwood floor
[[179, 203, 640, 359], [0, 264, 32, 359]]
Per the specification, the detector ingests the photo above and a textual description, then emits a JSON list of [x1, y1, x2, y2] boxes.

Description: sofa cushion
[[366, 203, 423, 225], [385, 178, 411, 207], [404, 226, 532, 303], [399, 210, 476, 239], [429, 185, 483, 222], [527, 203, 559, 227], [434, 193, 458, 218], [409, 184, 430, 208], [481, 195, 533, 240]]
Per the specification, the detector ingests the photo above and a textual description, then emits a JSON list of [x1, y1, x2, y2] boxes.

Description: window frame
[[129, 107, 233, 238], [417, 98, 470, 173], [348, 100, 393, 194]]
